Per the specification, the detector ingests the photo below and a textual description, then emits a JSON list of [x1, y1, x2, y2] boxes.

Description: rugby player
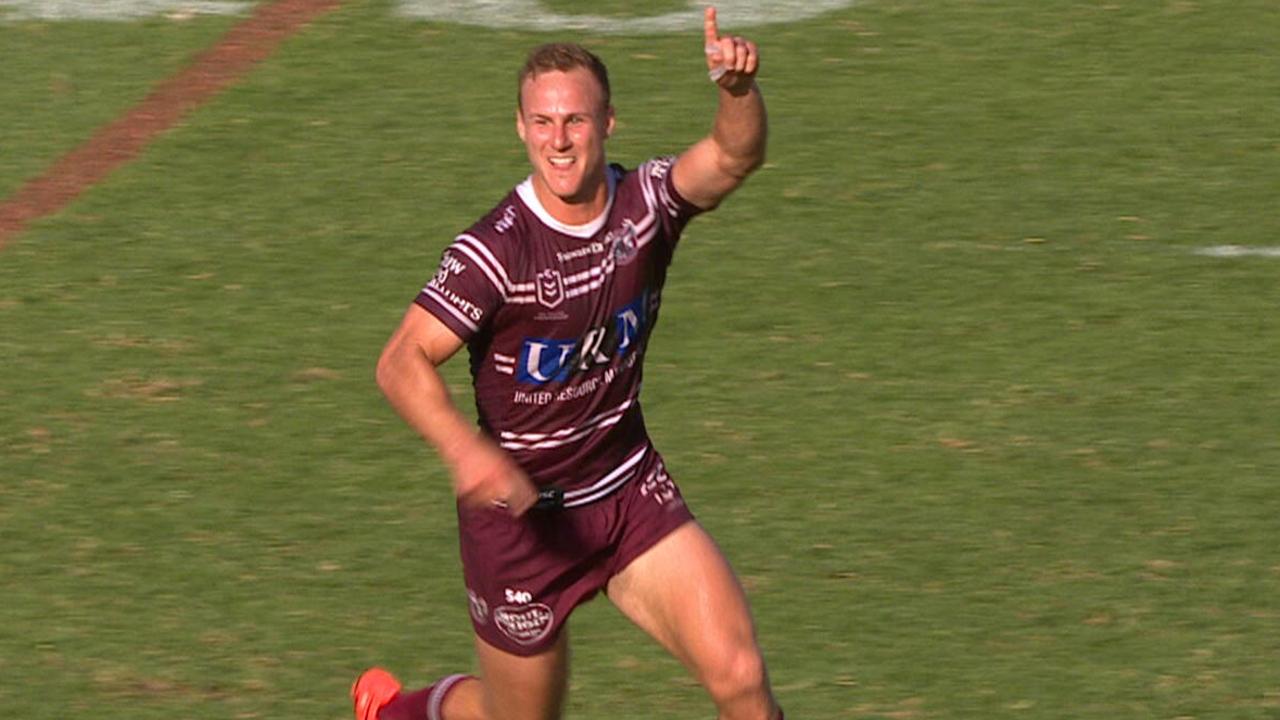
[[354, 7, 777, 719]]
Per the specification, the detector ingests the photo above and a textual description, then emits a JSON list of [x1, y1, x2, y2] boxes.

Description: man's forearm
[[711, 82, 767, 180]]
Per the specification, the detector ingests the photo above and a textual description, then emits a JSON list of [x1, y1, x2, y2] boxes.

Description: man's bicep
[[387, 304, 467, 367], [672, 137, 742, 211]]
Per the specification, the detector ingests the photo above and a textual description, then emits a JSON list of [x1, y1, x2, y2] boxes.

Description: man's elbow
[[739, 148, 767, 178], [374, 344, 402, 398], [720, 147, 766, 183]]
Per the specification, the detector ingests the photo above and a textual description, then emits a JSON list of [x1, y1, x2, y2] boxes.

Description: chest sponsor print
[[517, 293, 647, 385]]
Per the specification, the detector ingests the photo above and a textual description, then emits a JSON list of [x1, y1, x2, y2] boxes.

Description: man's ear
[[515, 107, 527, 142], [605, 105, 616, 138]]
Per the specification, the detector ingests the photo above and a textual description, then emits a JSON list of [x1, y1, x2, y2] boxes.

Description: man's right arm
[[670, 6, 767, 211], [375, 304, 537, 515]]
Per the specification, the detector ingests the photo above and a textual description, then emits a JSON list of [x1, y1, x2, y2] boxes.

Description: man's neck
[[531, 175, 610, 227]]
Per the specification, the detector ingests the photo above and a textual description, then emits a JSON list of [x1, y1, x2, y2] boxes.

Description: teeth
[[549, 157, 573, 167]]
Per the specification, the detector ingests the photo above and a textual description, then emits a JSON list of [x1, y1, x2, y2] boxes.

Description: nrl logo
[[536, 268, 564, 309], [606, 222, 639, 266], [494, 603, 554, 645]]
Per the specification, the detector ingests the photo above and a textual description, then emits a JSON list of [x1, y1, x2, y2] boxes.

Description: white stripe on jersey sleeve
[[420, 286, 480, 333], [453, 234, 536, 296], [657, 177, 678, 218], [639, 160, 659, 213], [447, 239, 507, 300], [638, 157, 683, 220]]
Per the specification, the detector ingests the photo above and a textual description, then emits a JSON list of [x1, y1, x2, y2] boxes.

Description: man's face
[[516, 68, 615, 214]]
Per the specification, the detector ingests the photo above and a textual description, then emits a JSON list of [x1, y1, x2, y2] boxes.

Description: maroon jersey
[[415, 157, 702, 506]]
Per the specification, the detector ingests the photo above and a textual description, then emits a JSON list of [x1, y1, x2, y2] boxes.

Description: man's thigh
[[606, 520, 779, 719], [475, 631, 570, 720], [605, 520, 760, 673]]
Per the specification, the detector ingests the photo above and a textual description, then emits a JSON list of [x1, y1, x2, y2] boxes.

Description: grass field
[[2, 1, 1279, 718]]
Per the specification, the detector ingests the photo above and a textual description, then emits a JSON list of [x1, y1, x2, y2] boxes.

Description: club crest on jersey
[[606, 222, 638, 266], [536, 268, 565, 309]]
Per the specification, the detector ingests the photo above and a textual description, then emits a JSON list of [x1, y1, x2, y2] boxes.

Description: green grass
[[0, 15, 242, 199], [2, 1, 1279, 718]]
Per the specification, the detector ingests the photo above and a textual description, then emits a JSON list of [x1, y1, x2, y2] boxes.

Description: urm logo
[[519, 338, 577, 384], [517, 294, 647, 385]]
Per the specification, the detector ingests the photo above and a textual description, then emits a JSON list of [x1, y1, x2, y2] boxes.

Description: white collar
[[516, 168, 616, 239]]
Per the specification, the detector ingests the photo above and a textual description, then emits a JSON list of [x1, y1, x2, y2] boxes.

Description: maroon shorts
[[457, 450, 693, 656]]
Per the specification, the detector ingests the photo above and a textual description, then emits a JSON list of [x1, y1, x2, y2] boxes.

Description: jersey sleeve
[[414, 233, 509, 342], [638, 156, 704, 243]]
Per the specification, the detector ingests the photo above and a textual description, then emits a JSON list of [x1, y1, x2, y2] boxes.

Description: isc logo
[[518, 294, 646, 384]]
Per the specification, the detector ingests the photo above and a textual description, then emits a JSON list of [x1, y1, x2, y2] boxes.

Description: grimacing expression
[[517, 68, 616, 217]]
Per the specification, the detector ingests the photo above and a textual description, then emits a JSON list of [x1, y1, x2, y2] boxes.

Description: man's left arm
[[672, 6, 768, 211]]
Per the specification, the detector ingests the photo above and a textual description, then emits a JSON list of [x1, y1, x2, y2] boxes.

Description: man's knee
[[703, 645, 771, 708]]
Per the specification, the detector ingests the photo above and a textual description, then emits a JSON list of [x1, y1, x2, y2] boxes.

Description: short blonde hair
[[517, 43, 611, 111]]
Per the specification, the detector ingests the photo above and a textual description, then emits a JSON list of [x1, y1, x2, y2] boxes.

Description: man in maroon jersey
[[354, 7, 777, 720]]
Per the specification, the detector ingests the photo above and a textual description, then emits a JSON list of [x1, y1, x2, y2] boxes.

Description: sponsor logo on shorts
[[505, 587, 533, 604], [467, 589, 489, 625], [494, 603, 555, 646], [640, 464, 679, 506]]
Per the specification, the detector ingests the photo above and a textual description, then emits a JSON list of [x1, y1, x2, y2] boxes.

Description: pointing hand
[[704, 6, 759, 94]]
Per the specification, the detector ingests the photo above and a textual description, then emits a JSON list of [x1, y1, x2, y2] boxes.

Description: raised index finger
[[704, 5, 720, 47]]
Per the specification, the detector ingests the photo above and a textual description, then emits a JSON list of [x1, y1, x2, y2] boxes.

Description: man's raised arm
[[672, 6, 768, 211]]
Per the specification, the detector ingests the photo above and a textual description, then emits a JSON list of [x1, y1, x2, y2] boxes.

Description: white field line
[[396, 0, 856, 33], [1, 0, 855, 27], [0, 0, 249, 20], [1194, 245, 1280, 259]]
